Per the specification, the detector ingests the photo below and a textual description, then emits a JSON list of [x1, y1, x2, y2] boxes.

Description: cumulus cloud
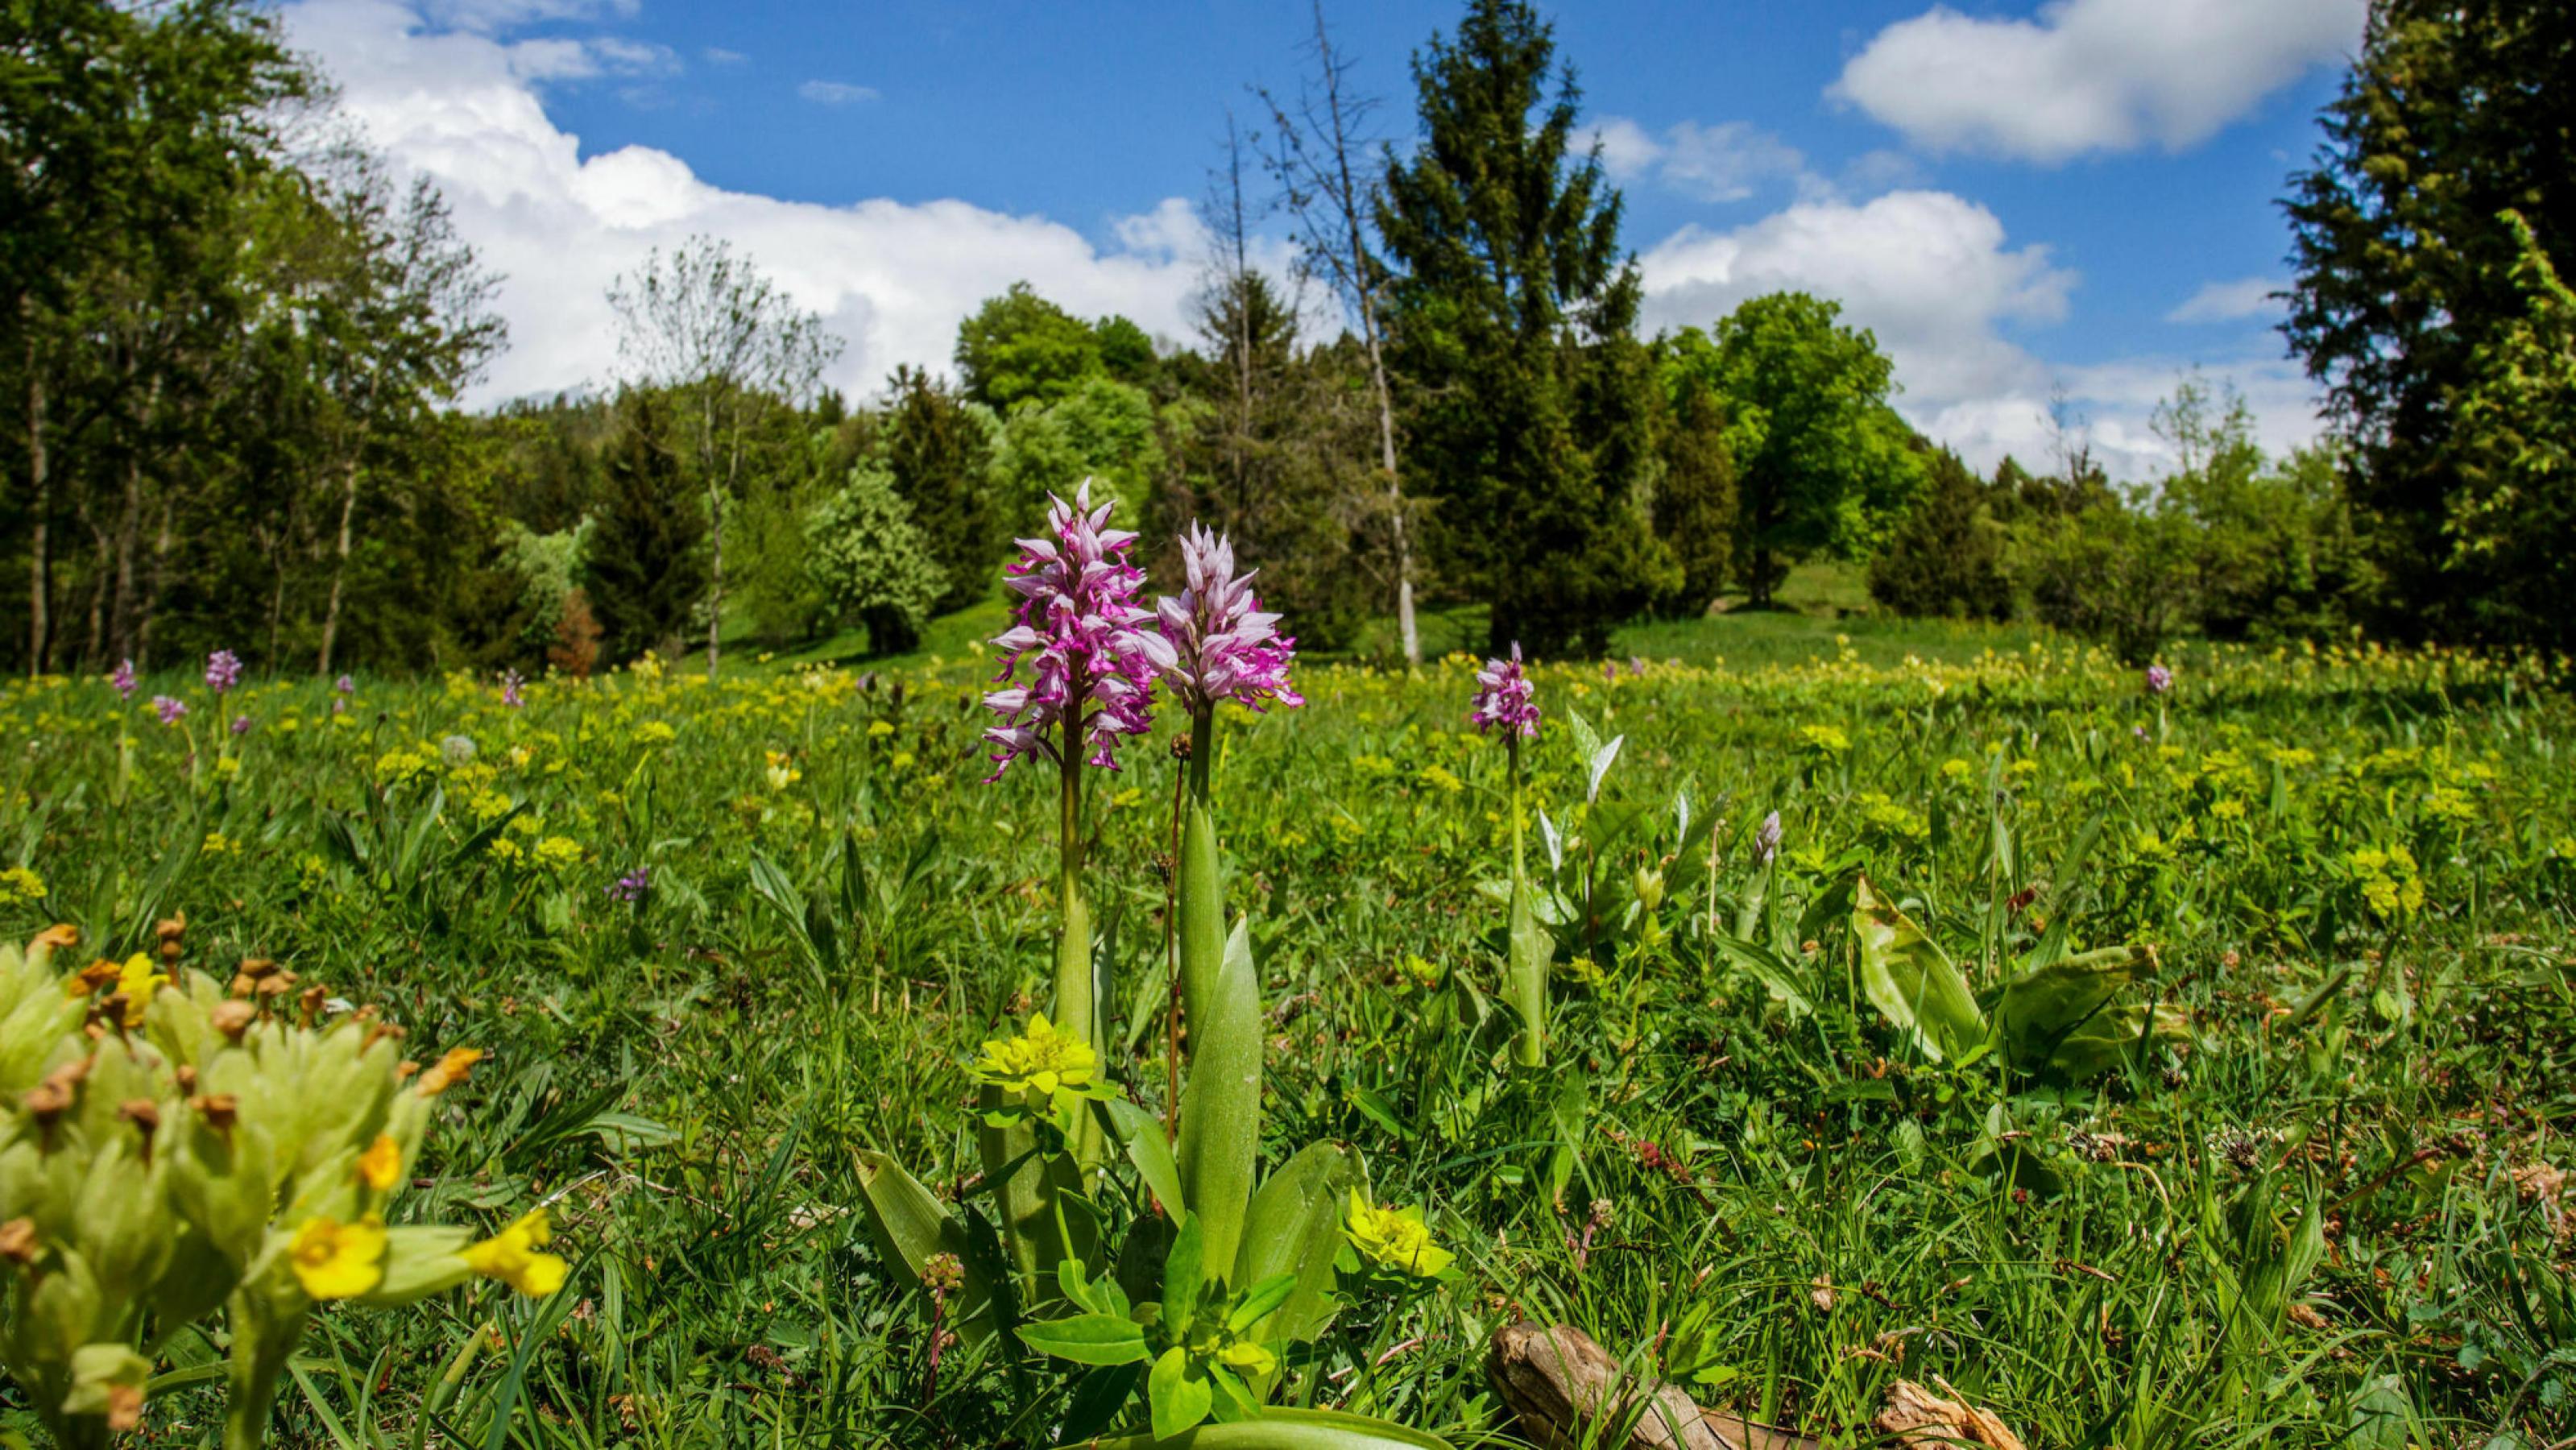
[[1584, 116, 1812, 202], [2167, 276, 2284, 323], [796, 79, 878, 106], [1829, 0, 2365, 164], [1635, 190, 2317, 478], [280, 0, 1221, 407]]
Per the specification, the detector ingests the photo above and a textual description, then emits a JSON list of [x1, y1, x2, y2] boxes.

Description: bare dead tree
[[1256, 0, 1419, 665], [607, 238, 839, 678]]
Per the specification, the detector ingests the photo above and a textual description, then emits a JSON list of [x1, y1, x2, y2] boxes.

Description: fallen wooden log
[[1483, 1322, 1816, 1450]]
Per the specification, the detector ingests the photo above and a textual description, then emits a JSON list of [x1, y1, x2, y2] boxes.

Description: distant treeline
[[4, 0, 2568, 677]]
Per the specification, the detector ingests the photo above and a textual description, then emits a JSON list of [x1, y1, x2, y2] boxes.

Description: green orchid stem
[[1178, 709, 1224, 1037], [1505, 734, 1546, 1068], [1055, 708, 1100, 1170]]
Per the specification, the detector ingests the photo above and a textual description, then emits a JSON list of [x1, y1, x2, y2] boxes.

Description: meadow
[[4, 615, 2574, 1449]]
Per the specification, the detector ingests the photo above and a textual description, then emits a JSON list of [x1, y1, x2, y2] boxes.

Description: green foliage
[[2283, 0, 2576, 645], [882, 365, 1002, 615], [1377, 0, 1676, 655], [1866, 447, 2013, 622], [955, 282, 1107, 412], [582, 395, 709, 663], [990, 373, 1168, 525], [2448, 211, 2576, 651], [1651, 375, 1738, 615], [804, 463, 945, 657], [1669, 294, 1924, 608]]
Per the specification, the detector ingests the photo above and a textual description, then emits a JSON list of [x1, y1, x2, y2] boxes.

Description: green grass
[[3, 632, 2573, 1448]]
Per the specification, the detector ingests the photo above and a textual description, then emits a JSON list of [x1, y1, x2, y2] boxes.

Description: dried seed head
[[416, 1046, 484, 1096], [120, 1099, 159, 1162], [210, 1000, 256, 1042], [192, 1094, 239, 1134], [237, 957, 280, 980], [175, 1064, 198, 1094], [32, 923, 80, 951], [0, 1216, 35, 1265]]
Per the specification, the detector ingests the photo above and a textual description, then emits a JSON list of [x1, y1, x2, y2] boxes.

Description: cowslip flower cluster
[[981, 482, 1160, 778], [0, 925, 565, 1446], [1469, 644, 1540, 738], [205, 650, 242, 696], [1143, 524, 1302, 715]]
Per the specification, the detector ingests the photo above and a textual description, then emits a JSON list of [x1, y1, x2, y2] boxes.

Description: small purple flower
[[153, 695, 188, 727], [1754, 810, 1783, 865], [1469, 644, 1539, 739], [336, 674, 354, 695], [1603, 661, 1617, 685], [2133, 724, 2150, 740], [205, 650, 242, 696], [500, 669, 526, 709], [110, 659, 137, 700], [1141, 523, 1302, 716], [230, 715, 251, 737], [1629, 657, 1646, 678], [2144, 664, 2173, 695], [607, 866, 651, 904], [980, 479, 1162, 779]]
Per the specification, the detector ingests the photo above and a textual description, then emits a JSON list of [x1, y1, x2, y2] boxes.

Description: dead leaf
[[1875, 1378, 2027, 1450]]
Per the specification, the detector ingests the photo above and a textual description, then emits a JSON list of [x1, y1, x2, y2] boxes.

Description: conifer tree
[[1377, 0, 1675, 656]]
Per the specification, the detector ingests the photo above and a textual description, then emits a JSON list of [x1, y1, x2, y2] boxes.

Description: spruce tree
[[882, 364, 1000, 615], [2283, 0, 2576, 643], [1377, 0, 1675, 656], [583, 393, 709, 664]]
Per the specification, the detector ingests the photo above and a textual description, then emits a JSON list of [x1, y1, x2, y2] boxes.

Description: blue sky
[[286, 0, 2366, 477]]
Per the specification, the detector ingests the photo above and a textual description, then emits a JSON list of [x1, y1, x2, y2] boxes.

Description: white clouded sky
[[284, 0, 2339, 481]]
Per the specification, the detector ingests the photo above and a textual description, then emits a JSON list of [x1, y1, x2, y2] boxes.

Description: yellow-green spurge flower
[[971, 1011, 1116, 1129], [0, 924, 567, 1446], [1344, 1188, 1454, 1278]]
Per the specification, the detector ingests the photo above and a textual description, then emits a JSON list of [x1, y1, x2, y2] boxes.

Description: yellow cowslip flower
[[114, 953, 161, 1029], [971, 1013, 1103, 1111], [356, 1134, 403, 1192], [461, 1208, 569, 1296], [1344, 1189, 1453, 1278], [291, 1214, 388, 1299]]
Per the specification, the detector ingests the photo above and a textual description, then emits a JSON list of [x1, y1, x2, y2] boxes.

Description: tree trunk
[[110, 452, 143, 662], [706, 483, 724, 679], [317, 456, 360, 675], [1363, 319, 1418, 665], [25, 346, 48, 676], [81, 512, 108, 669], [138, 494, 174, 668]]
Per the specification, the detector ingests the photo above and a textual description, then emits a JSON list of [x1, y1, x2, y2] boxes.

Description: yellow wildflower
[[114, 952, 161, 1028], [355, 1134, 403, 1192], [460, 1208, 569, 1297], [971, 1013, 1105, 1114], [290, 1214, 387, 1299], [1344, 1189, 1452, 1277]]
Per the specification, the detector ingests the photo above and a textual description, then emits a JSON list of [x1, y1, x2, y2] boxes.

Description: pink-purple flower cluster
[[1470, 644, 1540, 739], [501, 669, 526, 709], [1142, 524, 1302, 716], [1754, 810, 1783, 865], [205, 650, 242, 696], [110, 659, 137, 700], [981, 481, 1162, 780], [153, 695, 187, 727], [2144, 663, 2173, 695]]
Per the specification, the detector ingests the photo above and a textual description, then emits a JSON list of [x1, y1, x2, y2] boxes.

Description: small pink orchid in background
[[1470, 644, 1539, 739], [153, 695, 188, 727], [1144, 523, 1302, 717], [205, 649, 242, 696], [501, 669, 526, 709], [230, 715, 252, 737], [980, 479, 1162, 780], [110, 659, 137, 700]]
